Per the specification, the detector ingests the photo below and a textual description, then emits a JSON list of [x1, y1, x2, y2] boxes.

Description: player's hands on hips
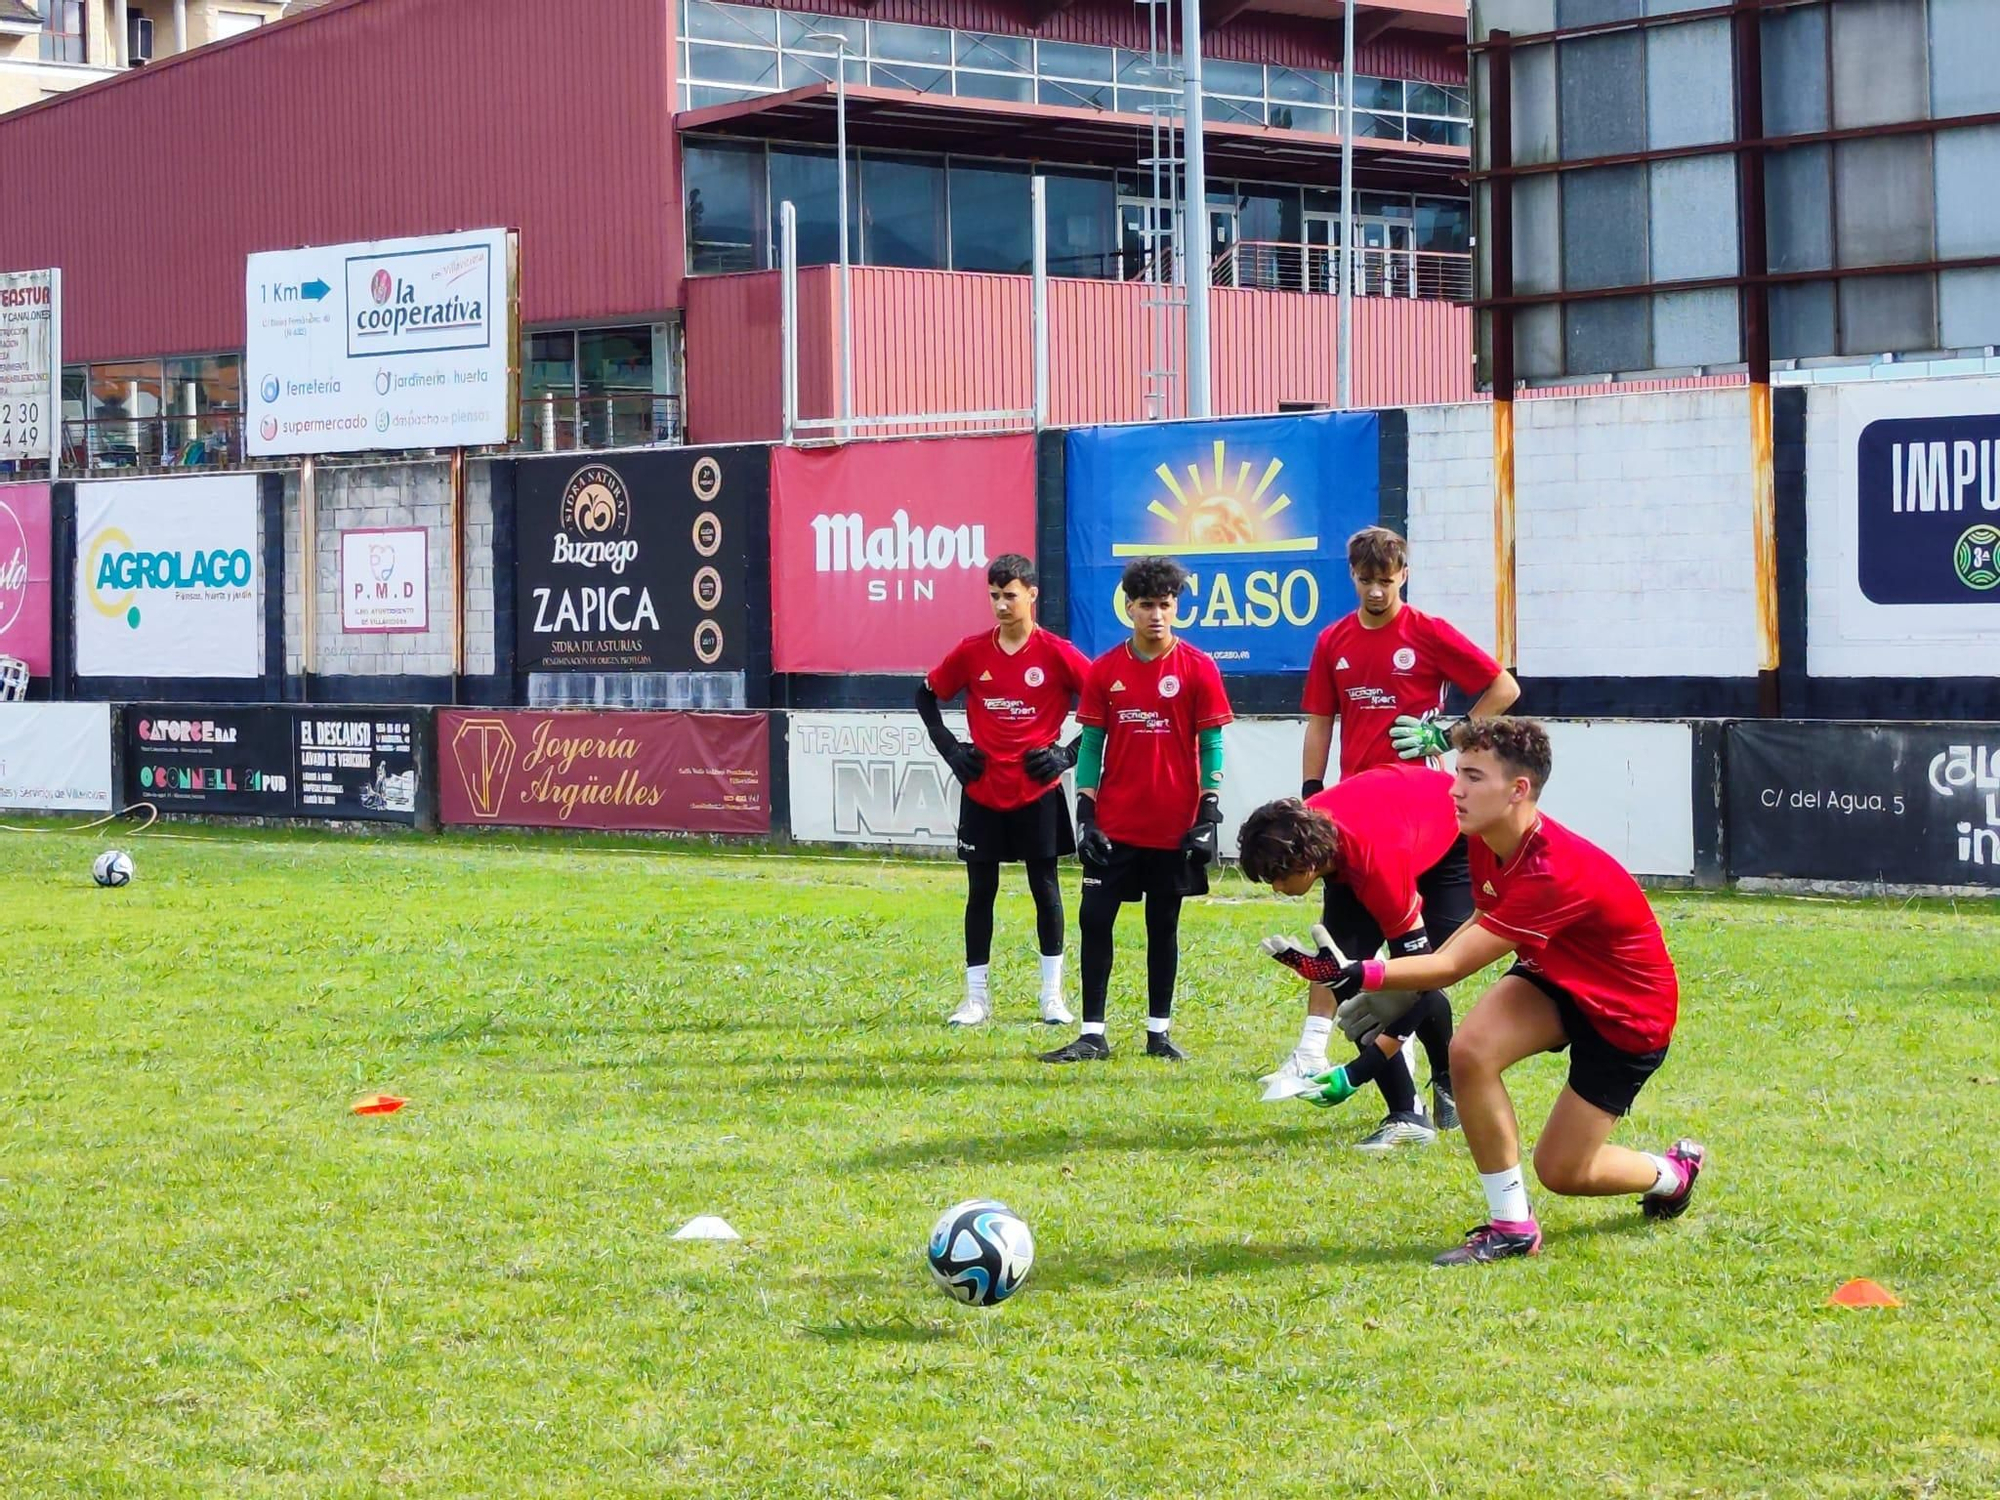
[[1389, 713, 1453, 761], [1179, 793, 1222, 868], [1022, 741, 1077, 784], [941, 739, 988, 785], [1303, 1065, 1358, 1108], [1259, 924, 1364, 995]]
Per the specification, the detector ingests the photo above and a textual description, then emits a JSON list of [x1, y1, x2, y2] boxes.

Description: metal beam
[[1202, 0, 1259, 32]]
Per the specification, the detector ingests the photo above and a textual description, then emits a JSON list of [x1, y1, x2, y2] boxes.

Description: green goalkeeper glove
[[1389, 713, 1453, 761], [1303, 1065, 1358, 1108]]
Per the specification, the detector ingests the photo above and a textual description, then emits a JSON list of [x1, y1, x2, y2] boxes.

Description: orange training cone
[[1827, 1278, 1901, 1308], [351, 1094, 408, 1116]]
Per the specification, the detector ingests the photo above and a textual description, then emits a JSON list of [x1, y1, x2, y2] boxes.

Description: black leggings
[[1078, 879, 1182, 1025], [964, 859, 1064, 967], [1363, 989, 1453, 1116]]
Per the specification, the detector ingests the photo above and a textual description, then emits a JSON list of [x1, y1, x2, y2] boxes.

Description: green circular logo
[[1954, 525, 2000, 591]]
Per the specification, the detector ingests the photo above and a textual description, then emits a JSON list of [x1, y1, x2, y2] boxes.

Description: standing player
[[1234, 760, 1467, 1150], [918, 554, 1091, 1028], [1041, 557, 1232, 1063], [1300, 525, 1518, 793], [1265, 718, 1704, 1266]]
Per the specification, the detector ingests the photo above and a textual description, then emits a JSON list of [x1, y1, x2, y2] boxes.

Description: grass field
[[3, 823, 1997, 1498]]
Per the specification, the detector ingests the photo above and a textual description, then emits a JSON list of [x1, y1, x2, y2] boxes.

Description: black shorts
[[1507, 964, 1668, 1118], [1081, 838, 1204, 902], [1319, 835, 1474, 957], [957, 786, 1075, 864]]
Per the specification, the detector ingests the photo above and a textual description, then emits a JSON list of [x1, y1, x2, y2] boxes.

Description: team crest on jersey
[[1024, 666, 1045, 687], [1158, 674, 1181, 698], [1392, 647, 1417, 671]]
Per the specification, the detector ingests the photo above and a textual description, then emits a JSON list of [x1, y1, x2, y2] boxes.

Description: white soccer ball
[[92, 850, 135, 888], [926, 1199, 1034, 1307]]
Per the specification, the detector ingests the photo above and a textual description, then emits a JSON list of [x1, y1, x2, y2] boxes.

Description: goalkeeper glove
[[1180, 792, 1222, 868], [1335, 990, 1413, 1045], [1075, 795, 1113, 866], [1389, 713, 1454, 761], [938, 739, 988, 786], [1258, 923, 1365, 996], [1022, 739, 1078, 784], [1300, 778, 1325, 799], [1303, 1065, 1359, 1108]]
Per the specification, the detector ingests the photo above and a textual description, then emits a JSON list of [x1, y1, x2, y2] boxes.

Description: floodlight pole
[[1338, 0, 1356, 409], [1179, 0, 1211, 417]]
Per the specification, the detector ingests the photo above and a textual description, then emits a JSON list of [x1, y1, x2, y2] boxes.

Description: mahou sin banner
[[769, 434, 1037, 673], [437, 709, 769, 833]]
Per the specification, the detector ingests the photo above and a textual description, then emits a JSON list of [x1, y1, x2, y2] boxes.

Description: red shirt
[[1471, 814, 1680, 1054], [1306, 764, 1459, 937], [927, 627, 1091, 811], [1301, 606, 1502, 780], [1078, 638, 1233, 850]]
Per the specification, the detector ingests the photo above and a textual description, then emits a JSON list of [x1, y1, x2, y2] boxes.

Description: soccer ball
[[92, 850, 135, 888], [927, 1199, 1034, 1307]]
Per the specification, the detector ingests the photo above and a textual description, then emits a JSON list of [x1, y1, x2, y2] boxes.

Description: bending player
[[1041, 556, 1232, 1063], [1300, 525, 1517, 793], [918, 554, 1091, 1027], [1235, 759, 1467, 1150], [1264, 718, 1704, 1265]]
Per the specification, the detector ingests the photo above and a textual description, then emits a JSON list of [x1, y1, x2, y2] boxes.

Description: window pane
[[870, 61, 948, 93], [164, 353, 242, 411], [1771, 280, 1837, 359], [1936, 126, 2000, 258], [1038, 41, 1113, 81], [1834, 136, 1933, 268], [949, 162, 1031, 273], [869, 21, 951, 65], [1515, 172, 1561, 295], [1204, 59, 1264, 97], [684, 138, 767, 273], [685, 43, 778, 88], [1511, 42, 1558, 166], [957, 71, 1034, 103], [1646, 18, 1733, 149], [1116, 50, 1174, 88], [1831, 0, 1928, 129], [1559, 0, 1641, 20], [1407, 82, 1463, 117], [1765, 143, 1832, 273], [1560, 32, 1644, 158], [1931, 0, 2000, 115], [781, 52, 862, 88], [780, 13, 862, 50], [1405, 118, 1469, 147], [958, 32, 1030, 71], [1119, 86, 1177, 116], [769, 146, 856, 267], [684, 0, 774, 44], [1652, 288, 1740, 366], [1041, 78, 1112, 109], [1940, 268, 2000, 349], [1203, 95, 1264, 125], [1565, 295, 1650, 374], [1269, 104, 1333, 134], [1045, 170, 1119, 278], [1234, 184, 1297, 243], [862, 155, 946, 269], [1414, 199, 1470, 254], [578, 328, 654, 450], [1838, 273, 1935, 355], [1351, 111, 1406, 141], [1761, 3, 1827, 137], [1562, 165, 1647, 290], [1649, 156, 1738, 281], [1269, 66, 1333, 105], [1516, 303, 1563, 379], [686, 85, 762, 109], [523, 332, 576, 400], [89, 361, 165, 466]]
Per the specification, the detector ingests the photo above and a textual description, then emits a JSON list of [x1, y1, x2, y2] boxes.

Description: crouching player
[[1235, 761, 1468, 1150], [1263, 718, 1704, 1265]]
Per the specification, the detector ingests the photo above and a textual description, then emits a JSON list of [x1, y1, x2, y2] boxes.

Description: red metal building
[[0, 0, 1474, 460]]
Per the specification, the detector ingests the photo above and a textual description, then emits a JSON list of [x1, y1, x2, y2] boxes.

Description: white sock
[[1081, 1021, 1107, 1036], [966, 965, 989, 1003], [1039, 954, 1064, 1000], [1643, 1153, 1684, 1197], [1298, 1015, 1333, 1053], [1479, 1167, 1533, 1225], [1145, 1016, 1171, 1034]]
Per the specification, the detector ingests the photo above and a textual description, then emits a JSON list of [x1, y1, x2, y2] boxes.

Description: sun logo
[[1113, 439, 1317, 556]]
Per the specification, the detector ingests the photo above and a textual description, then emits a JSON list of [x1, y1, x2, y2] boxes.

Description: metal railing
[[1219, 241, 1472, 301], [58, 412, 248, 472], [520, 393, 683, 453]]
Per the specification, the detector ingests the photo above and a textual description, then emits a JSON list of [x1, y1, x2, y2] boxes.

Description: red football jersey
[[1471, 814, 1680, 1054], [1300, 606, 1502, 780], [1078, 639, 1233, 850], [927, 627, 1091, 811], [1305, 764, 1459, 937]]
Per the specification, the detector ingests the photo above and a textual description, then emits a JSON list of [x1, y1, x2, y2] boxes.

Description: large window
[[685, 136, 768, 272], [521, 326, 672, 451], [861, 155, 945, 268], [949, 162, 1031, 274], [58, 355, 241, 468], [40, 1, 85, 63]]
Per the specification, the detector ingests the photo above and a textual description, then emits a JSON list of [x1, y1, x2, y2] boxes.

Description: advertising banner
[[1065, 412, 1379, 672], [124, 705, 418, 823], [516, 447, 763, 672], [340, 527, 429, 634], [1727, 720, 2000, 888], [246, 229, 517, 456], [788, 710, 974, 847], [0, 704, 112, 812], [0, 481, 52, 675], [770, 435, 1037, 674], [437, 709, 768, 832], [0, 268, 58, 463], [76, 474, 261, 678]]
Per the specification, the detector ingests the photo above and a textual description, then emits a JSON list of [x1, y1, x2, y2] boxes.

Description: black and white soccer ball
[[926, 1199, 1034, 1307], [92, 850, 135, 888]]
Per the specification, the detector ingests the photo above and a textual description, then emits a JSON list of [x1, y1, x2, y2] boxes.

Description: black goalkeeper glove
[[1075, 795, 1112, 865], [1180, 792, 1222, 868], [1301, 778, 1325, 799], [938, 739, 987, 786], [1259, 923, 1366, 997], [1022, 739, 1078, 784]]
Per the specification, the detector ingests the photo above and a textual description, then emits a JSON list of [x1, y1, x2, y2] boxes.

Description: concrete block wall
[[1406, 402, 1499, 655], [283, 460, 497, 681]]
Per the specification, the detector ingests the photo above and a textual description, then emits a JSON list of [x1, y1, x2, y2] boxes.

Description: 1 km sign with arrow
[[244, 229, 520, 458]]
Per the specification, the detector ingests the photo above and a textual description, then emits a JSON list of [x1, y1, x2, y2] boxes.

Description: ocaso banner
[[0, 481, 51, 675], [438, 709, 769, 832], [770, 435, 1036, 673]]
